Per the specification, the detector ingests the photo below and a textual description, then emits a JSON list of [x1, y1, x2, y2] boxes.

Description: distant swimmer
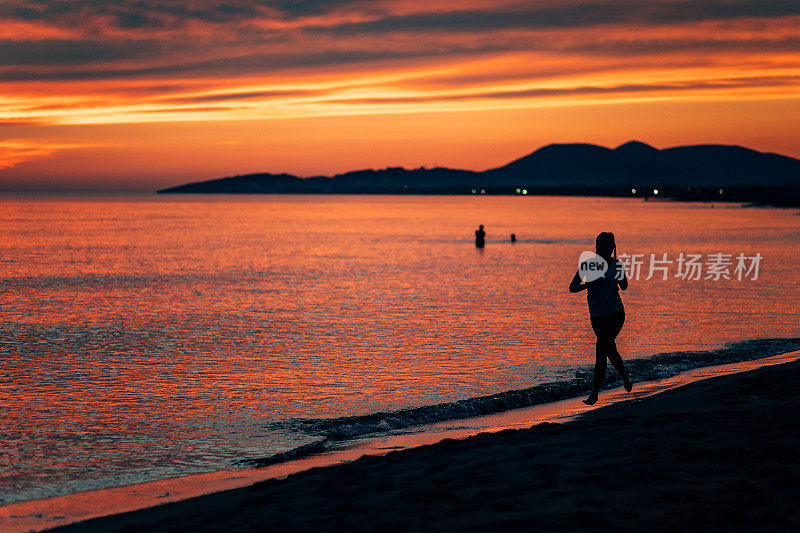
[[569, 232, 633, 405], [475, 225, 486, 248], [510, 233, 516, 243]]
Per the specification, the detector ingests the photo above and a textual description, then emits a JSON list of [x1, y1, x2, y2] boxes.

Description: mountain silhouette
[[158, 141, 800, 204], [614, 140, 661, 156], [484, 141, 800, 187]]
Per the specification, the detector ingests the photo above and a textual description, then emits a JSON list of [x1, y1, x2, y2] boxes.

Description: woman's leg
[[585, 315, 611, 404], [592, 338, 608, 393], [586, 311, 630, 404], [604, 311, 632, 391]]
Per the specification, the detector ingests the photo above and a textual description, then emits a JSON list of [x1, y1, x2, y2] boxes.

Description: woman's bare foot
[[623, 375, 633, 393], [583, 393, 598, 405]]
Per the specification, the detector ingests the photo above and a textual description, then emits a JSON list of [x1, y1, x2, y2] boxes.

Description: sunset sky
[[2, 0, 799, 192]]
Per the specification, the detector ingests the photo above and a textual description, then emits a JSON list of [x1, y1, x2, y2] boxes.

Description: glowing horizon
[[2, 1, 800, 191]]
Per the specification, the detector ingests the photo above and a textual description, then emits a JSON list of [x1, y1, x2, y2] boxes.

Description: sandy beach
[[54, 355, 800, 532]]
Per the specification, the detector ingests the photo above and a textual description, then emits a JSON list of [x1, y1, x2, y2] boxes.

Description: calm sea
[[1, 195, 798, 504]]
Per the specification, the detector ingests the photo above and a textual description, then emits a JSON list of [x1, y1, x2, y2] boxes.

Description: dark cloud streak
[[0, 38, 166, 66], [3, 32, 798, 84], [130, 106, 238, 113], [322, 75, 800, 105], [0, 44, 515, 82], [164, 89, 332, 104], [4, 1, 799, 29], [1, 1, 798, 83], [296, 1, 800, 35]]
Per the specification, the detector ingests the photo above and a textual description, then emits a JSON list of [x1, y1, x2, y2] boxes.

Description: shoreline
[[154, 191, 800, 209], [3, 349, 798, 532], [53, 349, 800, 532], [2, 192, 797, 209]]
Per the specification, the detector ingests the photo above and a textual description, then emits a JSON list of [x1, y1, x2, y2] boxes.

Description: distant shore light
[[522, 189, 528, 195], [631, 188, 636, 194], [719, 188, 724, 195], [516, 188, 521, 193], [471, 189, 476, 194], [653, 189, 659, 195], [480, 189, 485, 194]]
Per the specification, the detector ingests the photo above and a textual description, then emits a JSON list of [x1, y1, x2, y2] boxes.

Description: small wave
[[236, 438, 327, 468], [266, 337, 800, 445]]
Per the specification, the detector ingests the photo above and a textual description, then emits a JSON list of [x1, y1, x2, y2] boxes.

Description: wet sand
[[55, 356, 800, 532]]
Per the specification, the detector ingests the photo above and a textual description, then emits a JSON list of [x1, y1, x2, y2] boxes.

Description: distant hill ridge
[[157, 141, 800, 196]]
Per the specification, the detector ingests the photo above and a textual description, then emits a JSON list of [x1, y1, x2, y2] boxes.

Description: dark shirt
[[585, 258, 625, 317]]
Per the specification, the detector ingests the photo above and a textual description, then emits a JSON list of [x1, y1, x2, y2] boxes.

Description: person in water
[[569, 232, 633, 405], [475, 224, 486, 248]]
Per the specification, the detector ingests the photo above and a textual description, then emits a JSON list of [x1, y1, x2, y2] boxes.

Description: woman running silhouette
[[569, 232, 632, 405]]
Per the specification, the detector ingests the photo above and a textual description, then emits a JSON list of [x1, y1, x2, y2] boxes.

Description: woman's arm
[[569, 270, 587, 293], [617, 260, 629, 290]]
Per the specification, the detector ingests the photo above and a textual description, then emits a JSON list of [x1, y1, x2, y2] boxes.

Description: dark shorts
[[590, 309, 625, 340]]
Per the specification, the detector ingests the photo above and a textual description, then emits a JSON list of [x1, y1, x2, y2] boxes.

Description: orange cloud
[[0, 139, 98, 170]]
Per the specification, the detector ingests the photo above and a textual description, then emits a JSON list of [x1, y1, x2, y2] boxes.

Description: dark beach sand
[[58, 358, 800, 532]]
